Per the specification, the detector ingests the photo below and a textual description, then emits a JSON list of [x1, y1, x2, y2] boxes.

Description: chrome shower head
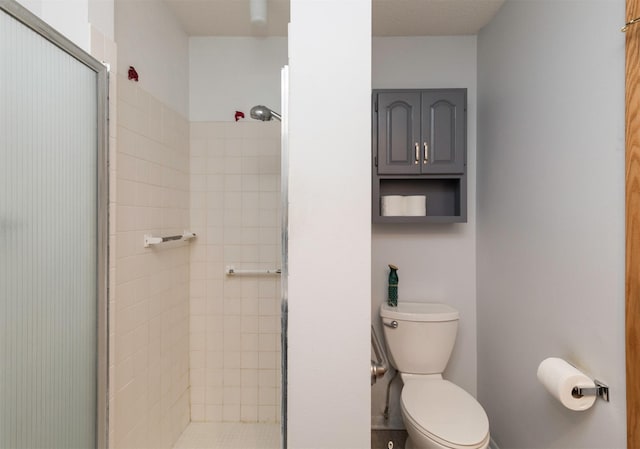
[[250, 105, 281, 122]]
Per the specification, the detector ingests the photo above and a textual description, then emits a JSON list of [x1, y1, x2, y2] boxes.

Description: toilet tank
[[380, 302, 459, 374]]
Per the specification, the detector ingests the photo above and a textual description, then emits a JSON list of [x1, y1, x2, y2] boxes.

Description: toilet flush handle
[[383, 320, 398, 329]]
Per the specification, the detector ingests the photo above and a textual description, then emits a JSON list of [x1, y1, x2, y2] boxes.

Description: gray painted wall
[[477, 1, 626, 447], [189, 37, 287, 122], [371, 36, 477, 429], [115, 0, 189, 118]]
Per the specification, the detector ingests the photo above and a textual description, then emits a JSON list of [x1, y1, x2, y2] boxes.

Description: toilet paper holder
[[572, 379, 610, 402]]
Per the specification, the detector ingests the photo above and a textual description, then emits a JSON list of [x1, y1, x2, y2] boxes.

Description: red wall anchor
[[128, 66, 139, 82]]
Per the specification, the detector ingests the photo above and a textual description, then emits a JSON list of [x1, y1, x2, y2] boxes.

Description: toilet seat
[[401, 379, 490, 449]]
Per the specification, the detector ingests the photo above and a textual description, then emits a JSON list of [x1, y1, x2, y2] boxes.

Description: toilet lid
[[401, 380, 489, 449]]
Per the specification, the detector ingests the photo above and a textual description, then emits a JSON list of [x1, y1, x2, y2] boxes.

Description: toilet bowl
[[380, 302, 490, 449], [401, 375, 489, 449]]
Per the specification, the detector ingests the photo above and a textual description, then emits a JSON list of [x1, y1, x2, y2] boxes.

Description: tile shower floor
[[174, 423, 407, 449], [174, 423, 280, 449]]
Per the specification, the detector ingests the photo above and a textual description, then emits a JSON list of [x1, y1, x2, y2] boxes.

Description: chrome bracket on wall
[[572, 380, 610, 402]]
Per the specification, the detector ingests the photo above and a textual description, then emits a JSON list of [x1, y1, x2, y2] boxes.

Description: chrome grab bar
[[371, 325, 389, 385]]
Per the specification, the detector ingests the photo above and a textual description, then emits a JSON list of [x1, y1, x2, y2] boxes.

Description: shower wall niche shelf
[[372, 88, 467, 223]]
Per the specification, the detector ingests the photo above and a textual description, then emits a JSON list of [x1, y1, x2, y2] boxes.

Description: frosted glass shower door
[[0, 3, 108, 448]]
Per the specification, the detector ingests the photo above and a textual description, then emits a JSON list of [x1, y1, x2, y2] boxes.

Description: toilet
[[380, 302, 490, 449]]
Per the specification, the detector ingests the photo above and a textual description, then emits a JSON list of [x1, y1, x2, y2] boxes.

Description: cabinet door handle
[[423, 142, 428, 164], [414, 142, 419, 164]]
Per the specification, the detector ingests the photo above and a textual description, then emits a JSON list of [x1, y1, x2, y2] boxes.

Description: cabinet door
[[375, 92, 421, 174], [421, 90, 466, 174]]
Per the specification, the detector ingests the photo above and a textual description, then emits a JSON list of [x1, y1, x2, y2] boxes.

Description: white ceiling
[[164, 0, 505, 37]]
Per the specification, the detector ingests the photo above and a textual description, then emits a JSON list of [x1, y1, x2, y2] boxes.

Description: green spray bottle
[[388, 264, 398, 307]]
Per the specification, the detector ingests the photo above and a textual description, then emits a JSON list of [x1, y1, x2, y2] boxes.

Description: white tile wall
[[111, 73, 191, 449], [189, 121, 281, 424]]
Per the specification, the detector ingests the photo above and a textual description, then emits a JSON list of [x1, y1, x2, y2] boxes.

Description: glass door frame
[[0, 1, 109, 448]]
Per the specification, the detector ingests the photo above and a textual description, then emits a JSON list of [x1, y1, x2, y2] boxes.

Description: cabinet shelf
[[375, 215, 466, 224], [372, 176, 466, 223]]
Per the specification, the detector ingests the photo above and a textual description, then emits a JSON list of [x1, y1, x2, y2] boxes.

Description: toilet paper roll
[[536, 357, 597, 411], [381, 195, 405, 216], [404, 195, 427, 216]]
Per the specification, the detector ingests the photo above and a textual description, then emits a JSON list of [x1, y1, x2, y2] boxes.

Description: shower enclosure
[[0, 1, 108, 448], [178, 69, 288, 448]]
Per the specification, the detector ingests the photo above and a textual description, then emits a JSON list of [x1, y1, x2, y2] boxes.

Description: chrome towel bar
[[225, 266, 281, 276], [144, 231, 196, 248]]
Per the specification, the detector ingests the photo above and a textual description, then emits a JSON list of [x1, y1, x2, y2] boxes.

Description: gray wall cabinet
[[372, 88, 467, 223]]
